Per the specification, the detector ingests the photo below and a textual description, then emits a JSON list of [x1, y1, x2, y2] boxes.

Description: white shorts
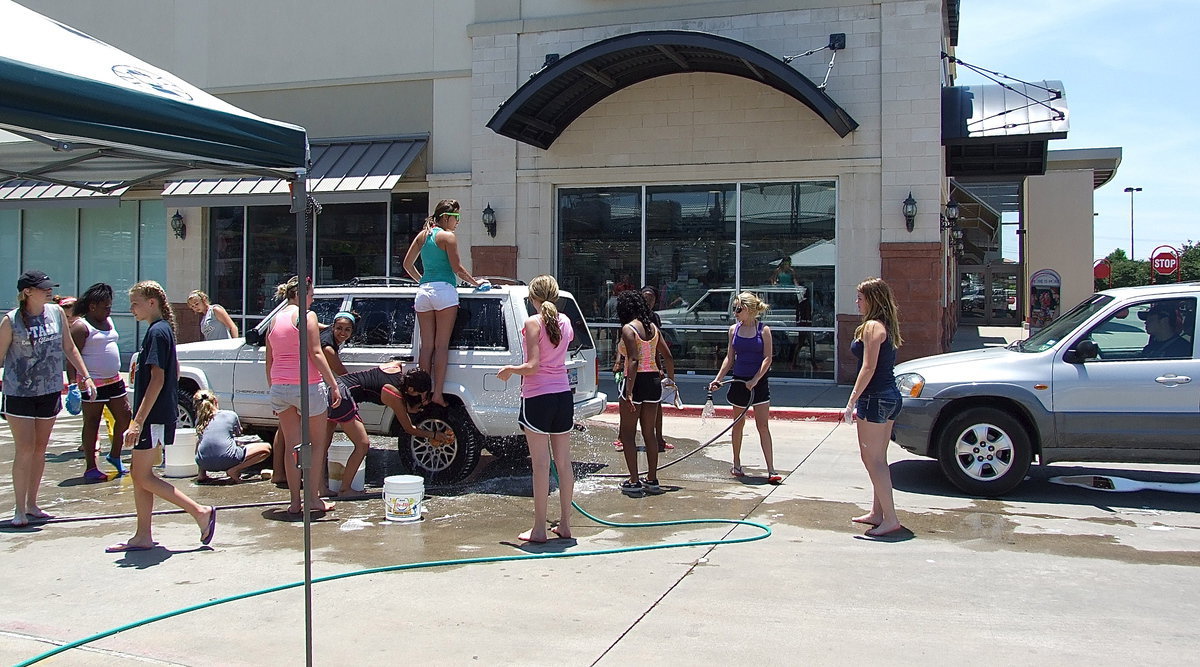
[[414, 281, 459, 312]]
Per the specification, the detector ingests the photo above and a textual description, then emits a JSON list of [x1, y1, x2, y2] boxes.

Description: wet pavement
[[2, 410, 1198, 665]]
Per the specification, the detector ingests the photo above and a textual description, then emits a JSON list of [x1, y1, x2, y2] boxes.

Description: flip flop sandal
[[730, 466, 745, 477], [613, 440, 624, 452], [767, 474, 783, 485]]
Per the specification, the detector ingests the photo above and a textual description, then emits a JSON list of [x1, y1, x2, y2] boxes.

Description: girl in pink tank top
[[615, 290, 675, 496]]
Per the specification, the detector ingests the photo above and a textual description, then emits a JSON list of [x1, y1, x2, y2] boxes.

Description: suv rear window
[[348, 297, 416, 346], [524, 296, 596, 351], [450, 298, 508, 350]]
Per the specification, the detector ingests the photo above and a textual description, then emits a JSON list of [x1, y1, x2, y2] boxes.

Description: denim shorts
[[855, 392, 902, 424], [270, 382, 328, 417]]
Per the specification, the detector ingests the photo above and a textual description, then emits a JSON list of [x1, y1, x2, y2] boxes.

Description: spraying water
[[700, 390, 716, 423]]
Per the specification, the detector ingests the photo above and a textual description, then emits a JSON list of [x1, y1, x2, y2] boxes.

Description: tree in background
[[1095, 241, 1198, 291]]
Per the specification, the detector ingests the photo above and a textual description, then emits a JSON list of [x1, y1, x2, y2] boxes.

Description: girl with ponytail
[[192, 390, 272, 484], [498, 275, 577, 542]]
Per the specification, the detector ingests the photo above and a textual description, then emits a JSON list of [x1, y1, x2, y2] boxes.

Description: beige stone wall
[[1023, 169, 1097, 313]]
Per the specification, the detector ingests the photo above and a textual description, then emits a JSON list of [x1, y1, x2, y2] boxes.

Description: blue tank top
[[851, 330, 898, 395], [419, 228, 457, 285], [731, 322, 765, 377]]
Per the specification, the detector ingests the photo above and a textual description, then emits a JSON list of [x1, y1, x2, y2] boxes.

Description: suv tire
[[486, 435, 530, 460], [176, 387, 197, 429], [936, 407, 1032, 497], [397, 404, 482, 484]]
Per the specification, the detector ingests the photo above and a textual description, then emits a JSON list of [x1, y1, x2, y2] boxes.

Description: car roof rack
[[340, 276, 419, 287], [474, 276, 525, 286]]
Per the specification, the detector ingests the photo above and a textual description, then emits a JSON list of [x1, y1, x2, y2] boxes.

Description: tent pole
[[291, 175, 315, 667]]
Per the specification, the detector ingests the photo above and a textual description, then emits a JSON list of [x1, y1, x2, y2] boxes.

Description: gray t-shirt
[[200, 306, 232, 340], [3, 303, 66, 397]]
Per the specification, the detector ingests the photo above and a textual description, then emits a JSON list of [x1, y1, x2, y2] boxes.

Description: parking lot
[[2, 411, 1198, 665]]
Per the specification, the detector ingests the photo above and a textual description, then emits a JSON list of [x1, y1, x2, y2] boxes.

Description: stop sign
[[1093, 260, 1111, 280], [1152, 250, 1178, 276]]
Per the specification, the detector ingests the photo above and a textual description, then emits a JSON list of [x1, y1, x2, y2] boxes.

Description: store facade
[[4, 0, 1051, 381]]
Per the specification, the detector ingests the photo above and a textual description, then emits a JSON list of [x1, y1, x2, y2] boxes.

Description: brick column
[[471, 246, 518, 279], [881, 241, 947, 362]]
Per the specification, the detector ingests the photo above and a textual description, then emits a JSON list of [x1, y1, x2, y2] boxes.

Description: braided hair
[[129, 280, 176, 334]]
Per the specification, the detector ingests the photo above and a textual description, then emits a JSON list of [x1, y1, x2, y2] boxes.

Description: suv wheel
[[936, 407, 1032, 497], [397, 404, 482, 484], [176, 388, 197, 429], [486, 435, 530, 460]]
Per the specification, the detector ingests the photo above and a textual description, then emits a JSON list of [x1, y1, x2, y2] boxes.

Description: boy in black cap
[[1139, 302, 1192, 359]]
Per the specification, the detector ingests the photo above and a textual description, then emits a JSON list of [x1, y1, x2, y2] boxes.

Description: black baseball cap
[[17, 270, 58, 291], [1138, 302, 1180, 321]]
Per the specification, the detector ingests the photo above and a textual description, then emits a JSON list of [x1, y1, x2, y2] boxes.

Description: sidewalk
[[600, 323, 1026, 420]]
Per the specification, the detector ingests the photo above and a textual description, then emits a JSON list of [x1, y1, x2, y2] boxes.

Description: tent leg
[[291, 176, 315, 667]]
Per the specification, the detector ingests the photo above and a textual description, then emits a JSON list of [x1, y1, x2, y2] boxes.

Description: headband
[[334, 311, 356, 324]]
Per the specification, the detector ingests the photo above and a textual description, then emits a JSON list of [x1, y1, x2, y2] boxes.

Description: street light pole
[[1123, 186, 1142, 258]]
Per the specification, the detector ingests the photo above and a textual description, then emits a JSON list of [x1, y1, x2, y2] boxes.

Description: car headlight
[[895, 372, 924, 398]]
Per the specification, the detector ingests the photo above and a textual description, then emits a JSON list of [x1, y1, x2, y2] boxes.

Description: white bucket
[[327, 440, 365, 492], [163, 428, 199, 478], [383, 475, 425, 522]]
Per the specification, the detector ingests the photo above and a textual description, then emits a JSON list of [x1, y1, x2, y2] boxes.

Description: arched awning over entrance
[[486, 30, 858, 149]]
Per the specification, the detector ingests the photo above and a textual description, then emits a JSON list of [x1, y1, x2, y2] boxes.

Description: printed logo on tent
[[111, 64, 193, 101]]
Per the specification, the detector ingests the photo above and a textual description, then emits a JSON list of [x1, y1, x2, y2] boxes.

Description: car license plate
[[568, 367, 578, 393]]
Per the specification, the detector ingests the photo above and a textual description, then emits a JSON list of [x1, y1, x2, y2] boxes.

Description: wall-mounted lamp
[[481, 203, 497, 238], [902, 192, 917, 232], [170, 210, 186, 240], [940, 199, 964, 255]]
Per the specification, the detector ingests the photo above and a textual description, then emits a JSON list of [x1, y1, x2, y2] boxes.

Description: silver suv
[[175, 278, 607, 483], [893, 282, 1198, 496]]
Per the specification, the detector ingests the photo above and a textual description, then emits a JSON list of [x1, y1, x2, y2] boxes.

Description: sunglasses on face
[[442, 212, 461, 219], [733, 306, 744, 313]]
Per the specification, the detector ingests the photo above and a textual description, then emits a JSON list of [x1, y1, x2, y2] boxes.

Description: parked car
[[892, 282, 1198, 496], [174, 278, 607, 484], [655, 285, 808, 327]]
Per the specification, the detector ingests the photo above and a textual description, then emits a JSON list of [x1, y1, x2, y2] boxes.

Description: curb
[[601, 402, 843, 422]]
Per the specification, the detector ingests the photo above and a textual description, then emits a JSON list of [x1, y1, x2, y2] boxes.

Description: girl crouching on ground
[[193, 390, 272, 483]]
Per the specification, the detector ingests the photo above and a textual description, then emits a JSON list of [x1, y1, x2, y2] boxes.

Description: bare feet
[[26, 506, 53, 520], [309, 499, 336, 512], [551, 526, 572, 540], [851, 513, 881, 526], [865, 522, 905, 537], [335, 488, 364, 498], [319, 488, 336, 499], [518, 529, 547, 543], [11, 510, 29, 528]]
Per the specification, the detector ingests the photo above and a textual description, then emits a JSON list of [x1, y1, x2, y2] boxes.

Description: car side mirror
[[1066, 339, 1099, 363]]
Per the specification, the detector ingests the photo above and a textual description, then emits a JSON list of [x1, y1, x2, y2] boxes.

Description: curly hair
[[616, 289, 654, 334], [75, 283, 114, 319]]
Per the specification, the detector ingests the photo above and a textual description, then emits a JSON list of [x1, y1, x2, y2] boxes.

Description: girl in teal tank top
[[401, 199, 487, 406]]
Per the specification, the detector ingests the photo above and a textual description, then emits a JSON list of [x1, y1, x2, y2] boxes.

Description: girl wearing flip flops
[[844, 277, 905, 538], [107, 281, 215, 552], [709, 292, 782, 485], [498, 275, 576, 542]]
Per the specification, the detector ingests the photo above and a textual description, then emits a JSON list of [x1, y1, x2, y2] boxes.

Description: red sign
[[1093, 260, 1111, 280], [1152, 250, 1178, 276]]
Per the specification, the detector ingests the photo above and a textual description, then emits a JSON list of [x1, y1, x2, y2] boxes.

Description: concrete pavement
[[2, 405, 1198, 666]]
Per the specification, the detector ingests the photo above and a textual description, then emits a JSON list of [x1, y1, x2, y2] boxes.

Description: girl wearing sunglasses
[[402, 199, 488, 408]]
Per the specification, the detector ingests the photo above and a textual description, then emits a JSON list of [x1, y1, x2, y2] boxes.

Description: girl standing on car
[[709, 292, 781, 484], [266, 276, 342, 515], [1, 270, 97, 527], [844, 277, 905, 538], [615, 289, 675, 496], [186, 290, 239, 340], [69, 283, 133, 480], [498, 275, 576, 542], [107, 280, 215, 552], [401, 199, 488, 407]]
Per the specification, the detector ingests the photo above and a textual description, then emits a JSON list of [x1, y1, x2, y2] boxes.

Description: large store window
[[390, 194, 430, 277], [558, 181, 837, 380], [316, 202, 386, 284]]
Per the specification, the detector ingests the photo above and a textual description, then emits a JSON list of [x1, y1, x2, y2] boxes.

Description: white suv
[[174, 278, 606, 483]]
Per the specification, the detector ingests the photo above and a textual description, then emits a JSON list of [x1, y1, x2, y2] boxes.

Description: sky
[[955, 0, 1198, 261]]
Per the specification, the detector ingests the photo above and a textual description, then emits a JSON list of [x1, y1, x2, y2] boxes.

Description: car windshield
[[1018, 294, 1114, 353]]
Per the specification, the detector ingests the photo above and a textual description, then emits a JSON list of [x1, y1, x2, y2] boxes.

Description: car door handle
[[1155, 374, 1192, 386]]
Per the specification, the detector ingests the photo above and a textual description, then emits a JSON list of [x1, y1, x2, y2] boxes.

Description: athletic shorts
[[135, 422, 175, 450], [727, 376, 770, 408], [619, 372, 662, 405], [1, 392, 61, 419], [326, 381, 361, 423], [83, 379, 127, 403], [518, 390, 574, 434], [270, 382, 328, 417], [414, 281, 459, 312], [855, 392, 902, 424]]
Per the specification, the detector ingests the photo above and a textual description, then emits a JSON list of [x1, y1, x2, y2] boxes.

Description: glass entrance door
[[958, 266, 1021, 326]]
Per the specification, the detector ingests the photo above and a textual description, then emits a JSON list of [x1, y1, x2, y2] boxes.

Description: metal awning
[[943, 80, 1068, 179], [0, 178, 127, 208], [487, 30, 858, 149], [162, 136, 427, 206]]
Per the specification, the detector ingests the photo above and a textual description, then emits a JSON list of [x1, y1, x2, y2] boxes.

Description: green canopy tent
[[0, 2, 323, 661]]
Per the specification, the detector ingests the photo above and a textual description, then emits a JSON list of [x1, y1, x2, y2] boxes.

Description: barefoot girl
[[402, 199, 487, 406], [497, 275, 576, 542], [193, 390, 272, 483], [615, 289, 675, 496], [1, 270, 97, 526], [844, 277, 905, 537], [709, 292, 781, 484], [265, 276, 342, 514], [108, 281, 215, 552]]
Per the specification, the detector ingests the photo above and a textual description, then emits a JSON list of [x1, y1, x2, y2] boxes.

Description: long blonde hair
[[192, 389, 219, 438], [129, 280, 176, 334], [528, 274, 563, 347], [854, 277, 903, 347]]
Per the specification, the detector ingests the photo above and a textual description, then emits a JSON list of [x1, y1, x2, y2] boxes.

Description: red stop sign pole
[[1149, 245, 1180, 282]]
